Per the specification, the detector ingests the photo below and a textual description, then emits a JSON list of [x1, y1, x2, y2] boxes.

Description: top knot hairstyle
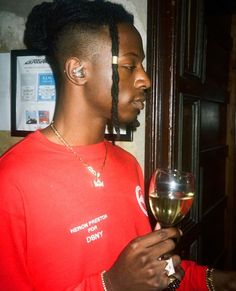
[[24, 0, 134, 137]]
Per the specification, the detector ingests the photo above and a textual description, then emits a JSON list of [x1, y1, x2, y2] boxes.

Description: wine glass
[[148, 168, 195, 228]]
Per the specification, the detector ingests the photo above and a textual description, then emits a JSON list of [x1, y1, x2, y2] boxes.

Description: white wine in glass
[[149, 168, 195, 227]]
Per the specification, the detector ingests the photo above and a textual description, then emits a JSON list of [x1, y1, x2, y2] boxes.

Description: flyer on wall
[[13, 51, 56, 132]]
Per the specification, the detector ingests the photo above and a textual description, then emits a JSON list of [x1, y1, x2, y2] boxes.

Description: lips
[[132, 96, 146, 111], [133, 100, 145, 110]]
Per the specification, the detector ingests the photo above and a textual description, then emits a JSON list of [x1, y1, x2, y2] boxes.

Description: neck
[[42, 117, 106, 146], [42, 96, 107, 145], [42, 85, 108, 145]]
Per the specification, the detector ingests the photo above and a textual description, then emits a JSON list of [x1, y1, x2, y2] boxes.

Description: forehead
[[117, 23, 145, 59]]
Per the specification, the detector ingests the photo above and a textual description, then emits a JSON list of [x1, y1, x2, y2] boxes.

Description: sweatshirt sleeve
[[0, 191, 34, 290], [57, 274, 105, 291], [178, 260, 208, 291]]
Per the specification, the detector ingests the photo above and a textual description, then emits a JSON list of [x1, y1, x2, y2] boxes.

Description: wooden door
[[145, 0, 234, 267]]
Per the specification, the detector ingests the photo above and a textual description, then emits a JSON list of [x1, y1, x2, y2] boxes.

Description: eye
[[122, 65, 136, 71]]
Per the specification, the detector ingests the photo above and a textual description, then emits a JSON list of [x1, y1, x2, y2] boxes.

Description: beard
[[129, 117, 140, 129]]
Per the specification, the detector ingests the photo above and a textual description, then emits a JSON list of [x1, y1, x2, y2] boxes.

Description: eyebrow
[[120, 52, 145, 60]]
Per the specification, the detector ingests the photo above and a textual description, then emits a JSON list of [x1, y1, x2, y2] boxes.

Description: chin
[[120, 117, 140, 129], [129, 119, 140, 129]]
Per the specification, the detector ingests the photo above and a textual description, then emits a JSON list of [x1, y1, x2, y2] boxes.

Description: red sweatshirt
[[0, 131, 207, 290]]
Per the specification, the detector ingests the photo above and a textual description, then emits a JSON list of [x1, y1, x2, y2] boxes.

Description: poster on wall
[[11, 50, 132, 141], [0, 53, 11, 130]]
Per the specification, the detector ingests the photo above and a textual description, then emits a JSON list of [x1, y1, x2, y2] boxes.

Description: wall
[[0, 0, 147, 169]]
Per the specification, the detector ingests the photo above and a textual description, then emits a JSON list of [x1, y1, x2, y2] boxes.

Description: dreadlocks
[[24, 0, 134, 137]]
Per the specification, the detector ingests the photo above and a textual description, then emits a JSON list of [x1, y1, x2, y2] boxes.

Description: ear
[[64, 57, 87, 85]]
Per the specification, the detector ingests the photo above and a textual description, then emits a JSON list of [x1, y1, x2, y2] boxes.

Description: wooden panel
[[201, 202, 226, 266], [178, 236, 199, 261], [178, 94, 200, 225], [206, 39, 232, 87], [178, 94, 200, 172], [176, 224, 201, 262], [200, 147, 227, 214], [200, 101, 226, 149], [180, 0, 204, 79], [205, 0, 236, 14]]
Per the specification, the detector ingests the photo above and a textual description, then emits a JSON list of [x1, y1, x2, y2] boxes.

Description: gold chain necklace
[[50, 121, 107, 187]]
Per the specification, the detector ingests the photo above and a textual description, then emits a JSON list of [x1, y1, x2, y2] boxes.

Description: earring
[[72, 65, 85, 78]]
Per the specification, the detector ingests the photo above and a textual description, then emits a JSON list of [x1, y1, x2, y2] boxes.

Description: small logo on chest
[[136, 186, 148, 216]]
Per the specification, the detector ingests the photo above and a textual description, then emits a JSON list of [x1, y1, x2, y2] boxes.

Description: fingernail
[[154, 222, 162, 230], [178, 228, 183, 236]]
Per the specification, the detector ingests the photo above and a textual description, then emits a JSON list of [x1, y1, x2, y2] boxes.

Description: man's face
[[84, 23, 150, 125], [116, 23, 151, 125]]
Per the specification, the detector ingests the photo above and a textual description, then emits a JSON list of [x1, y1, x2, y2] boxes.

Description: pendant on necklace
[[94, 172, 104, 187], [94, 177, 104, 187], [87, 167, 104, 187]]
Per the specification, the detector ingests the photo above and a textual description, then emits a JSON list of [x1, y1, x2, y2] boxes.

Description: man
[[0, 0, 235, 290]]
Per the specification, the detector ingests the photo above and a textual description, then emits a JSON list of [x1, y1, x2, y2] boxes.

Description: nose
[[134, 67, 151, 90]]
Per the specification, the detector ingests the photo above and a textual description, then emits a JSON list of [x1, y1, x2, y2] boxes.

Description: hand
[[106, 227, 184, 291], [213, 269, 236, 290]]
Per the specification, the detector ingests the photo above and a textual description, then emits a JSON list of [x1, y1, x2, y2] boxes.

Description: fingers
[[150, 255, 182, 274], [173, 265, 185, 281], [107, 228, 183, 290], [127, 227, 181, 263], [127, 230, 181, 267], [177, 228, 183, 236], [141, 255, 183, 290], [133, 227, 181, 249], [146, 239, 177, 260], [153, 227, 182, 244], [167, 254, 181, 270], [153, 223, 183, 239]]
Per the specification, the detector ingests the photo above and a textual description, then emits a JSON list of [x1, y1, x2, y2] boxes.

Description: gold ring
[[167, 275, 181, 290]]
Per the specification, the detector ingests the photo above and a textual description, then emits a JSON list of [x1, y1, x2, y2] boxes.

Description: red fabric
[[0, 131, 207, 290], [179, 261, 208, 291]]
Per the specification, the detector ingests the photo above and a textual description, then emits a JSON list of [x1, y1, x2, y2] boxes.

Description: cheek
[[117, 95, 138, 123], [118, 80, 134, 106], [85, 76, 113, 118], [118, 93, 132, 110], [92, 67, 112, 97]]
